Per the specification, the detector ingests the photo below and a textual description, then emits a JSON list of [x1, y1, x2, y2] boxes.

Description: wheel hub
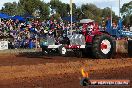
[[62, 47, 66, 55], [101, 43, 107, 49], [100, 39, 111, 54]]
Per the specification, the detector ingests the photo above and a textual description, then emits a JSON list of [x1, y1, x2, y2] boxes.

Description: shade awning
[[0, 13, 10, 19], [11, 16, 25, 21], [62, 16, 78, 22]]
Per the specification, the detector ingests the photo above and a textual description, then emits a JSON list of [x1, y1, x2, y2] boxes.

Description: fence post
[[36, 34, 37, 50]]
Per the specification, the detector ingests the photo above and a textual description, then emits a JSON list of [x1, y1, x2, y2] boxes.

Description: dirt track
[[0, 49, 131, 88]]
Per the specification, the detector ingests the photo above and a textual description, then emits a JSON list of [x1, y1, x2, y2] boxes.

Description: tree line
[[0, 0, 131, 25]]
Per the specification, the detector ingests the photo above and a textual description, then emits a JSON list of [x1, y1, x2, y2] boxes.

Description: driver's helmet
[[88, 25, 94, 31]]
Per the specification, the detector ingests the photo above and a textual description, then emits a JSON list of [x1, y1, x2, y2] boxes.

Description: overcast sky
[[0, 0, 131, 16]]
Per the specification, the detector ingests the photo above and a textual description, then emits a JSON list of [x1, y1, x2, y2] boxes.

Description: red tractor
[[59, 19, 116, 58]]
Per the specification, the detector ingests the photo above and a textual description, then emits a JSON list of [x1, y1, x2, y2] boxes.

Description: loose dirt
[[0, 49, 131, 88]]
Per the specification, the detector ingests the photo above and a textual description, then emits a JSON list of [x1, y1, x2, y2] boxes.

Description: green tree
[[0, 0, 50, 20], [121, 1, 132, 25], [37, 1, 50, 20], [19, 0, 50, 19], [19, 0, 38, 15], [101, 7, 118, 24], [102, 7, 111, 18], [16, 2, 25, 16], [50, 0, 69, 17], [81, 4, 102, 22], [50, 0, 62, 10], [1, 2, 18, 15]]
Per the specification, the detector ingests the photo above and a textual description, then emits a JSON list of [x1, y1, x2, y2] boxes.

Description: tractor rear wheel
[[92, 34, 115, 59]]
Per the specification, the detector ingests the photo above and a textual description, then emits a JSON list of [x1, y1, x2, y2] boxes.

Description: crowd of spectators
[[1, 17, 131, 49], [0, 18, 79, 49]]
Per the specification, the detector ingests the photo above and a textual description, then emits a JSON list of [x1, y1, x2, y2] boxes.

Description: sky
[[0, 0, 131, 16]]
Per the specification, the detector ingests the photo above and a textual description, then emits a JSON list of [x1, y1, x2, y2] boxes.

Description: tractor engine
[[68, 34, 85, 45]]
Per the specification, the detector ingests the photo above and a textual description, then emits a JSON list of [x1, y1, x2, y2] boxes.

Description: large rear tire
[[92, 34, 115, 59]]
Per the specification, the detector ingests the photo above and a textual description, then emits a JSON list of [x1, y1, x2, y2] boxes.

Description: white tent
[[80, 19, 94, 23]]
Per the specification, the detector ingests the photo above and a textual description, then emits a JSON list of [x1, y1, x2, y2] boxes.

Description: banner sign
[[0, 41, 8, 50]]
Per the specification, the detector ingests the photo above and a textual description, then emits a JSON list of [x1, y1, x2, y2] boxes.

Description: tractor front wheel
[[59, 45, 67, 56]]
